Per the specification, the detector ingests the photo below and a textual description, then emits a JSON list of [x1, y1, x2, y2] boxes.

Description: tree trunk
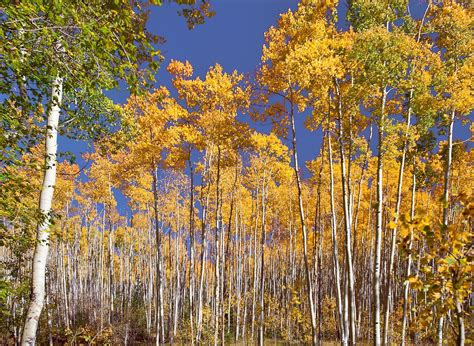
[[188, 157, 196, 345], [374, 86, 387, 346], [327, 98, 346, 346], [438, 109, 455, 346], [152, 167, 164, 346], [455, 299, 465, 346], [196, 149, 213, 342], [258, 180, 267, 346], [401, 165, 416, 346], [334, 80, 357, 345], [251, 186, 260, 341], [289, 94, 317, 346], [213, 146, 222, 346], [22, 75, 63, 346]]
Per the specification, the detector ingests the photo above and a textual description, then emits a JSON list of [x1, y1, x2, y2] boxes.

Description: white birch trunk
[[289, 91, 317, 346], [328, 130, 346, 345], [334, 80, 357, 344], [374, 87, 387, 346], [401, 166, 416, 346], [22, 75, 63, 346], [438, 109, 455, 346]]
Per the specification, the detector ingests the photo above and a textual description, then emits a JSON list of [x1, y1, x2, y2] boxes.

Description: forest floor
[[231, 341, 340, 346]]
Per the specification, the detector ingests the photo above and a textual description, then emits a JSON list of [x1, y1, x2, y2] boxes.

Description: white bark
[[374, 87, 387, 346], [196, 149, 212, 342], [188, 158, 196, 345], [401, 166, 416, 346], [456, 299, 465, 346], [334, 80, 357, 344], [328, 131, 346, 345], [289, 92, 317, 346], [213, 147, 222, 346], [22, 75, 63, 346], [258, 180, 267, 346], [438, 109, 455, 346]]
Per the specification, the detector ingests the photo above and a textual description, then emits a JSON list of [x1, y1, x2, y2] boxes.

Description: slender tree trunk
[[22, 75, 63, 346], [45, 274, 53, 346], [124, 241, 134, 346], [188, 157, 196, 345], [455, 299, 465, 346], [315, 133, 325, 345], [442, 110, 455, 228], [196, 149, 213, 342], [251, 186, 260, 341], [258, 180, 267, 346], [327, 98, 346, 346], [172, 219, 181, 342], [242, 221, 248, 340], [213, 147, 222, 346], [401, 165, 416, 346], [235, 200, 243, 341], [288, 94, 317, 346], [152, 166, 164, 346], [438, 108, 455, 346], [374, 86, 387, 346], [353, 125, 372, 257], [334, 80, 357, 345]]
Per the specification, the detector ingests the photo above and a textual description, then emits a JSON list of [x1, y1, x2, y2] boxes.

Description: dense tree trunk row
[[3, 123, 470, 345]]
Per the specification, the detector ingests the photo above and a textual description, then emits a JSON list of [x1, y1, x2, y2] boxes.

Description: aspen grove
[[1, 0, 473, 345]]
